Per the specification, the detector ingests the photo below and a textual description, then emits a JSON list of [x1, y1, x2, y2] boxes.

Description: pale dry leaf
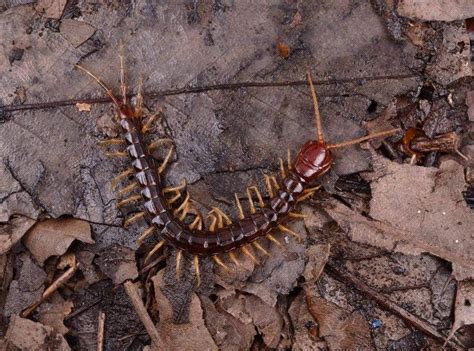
[[23, 218, 94, 266], [306, 291, 374, 350], [35, 0, 67, 19], [0, 216, 35, 255], [37, 292, 74, 335], [75, 102, 92, 112], [96, 244, 138, 285], [60, 19, 96, 48], [151, 271, 218, 351], [397, 0, 474, 21], [5, 315, 71, 350], [446, 281, 474, 343], [303, 244, 330, 285]]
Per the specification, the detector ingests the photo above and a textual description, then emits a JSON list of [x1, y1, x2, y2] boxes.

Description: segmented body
[[120, 107, 328, 256]]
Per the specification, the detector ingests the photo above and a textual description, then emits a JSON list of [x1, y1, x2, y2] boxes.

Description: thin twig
[[325, 264, 463, 349], [97, 311, 106, 351], [0, 74, 417, 113], [21, 262, 80, 317], [123, 281, 162, 348]]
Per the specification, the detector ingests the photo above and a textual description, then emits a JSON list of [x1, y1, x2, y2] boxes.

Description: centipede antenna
[[76, 65, 121, 108], [307, 70, 324, 143], [119, 42, 127, 105], [327, 128, 401, 150]]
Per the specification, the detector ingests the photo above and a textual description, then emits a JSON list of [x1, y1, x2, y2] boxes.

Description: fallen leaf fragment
[[35, 0, 67, 19], [75, 102, 92, 112], [0, 216, 35, 255], [96, 244, 138, 285], [60, 19, 96, 47], [151, 271, 218, 350], [305, 290, 374, 350], [397, 0, 474, 21], [5, 315, 71, 350], [37, 293, 73, 335], [23, 218, 94, 265], [303, 244, 330, 285], [446, 280, 474, 345]]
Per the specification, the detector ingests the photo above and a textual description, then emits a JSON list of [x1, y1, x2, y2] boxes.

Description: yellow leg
[[178, 203, 190, 221], [246, 186, 265, 214], [144, 239, 165, 263], [117, 194, 142, 208], [142, 112, 161, 134], [176, 250, 183, 281], [163, 179, 187, 193], [266, 233, 282, 247], [123, 212, 145, 228], [193, 255, 201, 287], [148, 138, 173, 152], [116, 182, 139, 197], [98, 138, 126, 146], [111, 168, 134, 189], [289, 212, 308, 219], [173, 192, 190, 216], [253, 241, 269, 256], [105, 151, 129, 158], [213, 255, 230, 271], [234, 193, 245, 220], [208, 214, 217, 232], [279, 158, 287, 178], [167, 192, 182, 205], [278, 224, 301, 239], [137, 227, 155, 246], [287, 147, 292, 170], [158, 144, 175, 174], [296, 186, 321, 203], [211, 207, 232, 226], [264, 175, 280, 198], [241, 246, 259, 264], [228, 252, 240, 266]]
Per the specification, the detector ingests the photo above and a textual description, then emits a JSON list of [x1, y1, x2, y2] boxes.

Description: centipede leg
[[253, 241, 269, 256], [123, 212, 145, 228], [158, 144, 175, 174], [105, 151, 129, 158], [148, 138, 173, 152], [279, 158, 287, 178], [246, 186, 265, 214], [98, 138, 126, 147], [142, 112, 161, 134], [213, 255, 230, 271], [241, 246, 259, 264], [144, 239, 165, 263], [278, 224, 301, 239], [264, 175, 280, 198], [193, 255, 201, 286], [173, 192, 190, 217], [137, 226, 155, 246], [228, 252, 241, 267], [116, 182, 140, 197], [176, 250, 183, 281], [211, 207, 232, 226], [289, 212, 308, 219], [163, 179, 187, 194], [296, 185, 321, 203], [111, 168, 134, 189], [117, 194, 142, 208], [266, 232, 283, 247], [287, 147, 292, 170]]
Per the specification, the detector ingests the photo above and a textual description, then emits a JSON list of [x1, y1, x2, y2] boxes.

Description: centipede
[[76, 53, 399, 285]]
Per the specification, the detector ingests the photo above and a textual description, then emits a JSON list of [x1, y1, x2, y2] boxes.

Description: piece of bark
[[96, 244, 138, 285], [23, 218, 94, 265], [0, 216, 35, 255]]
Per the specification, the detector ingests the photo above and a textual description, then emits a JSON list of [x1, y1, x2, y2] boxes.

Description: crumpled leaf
[[397, 0, 474, 21], [325, 158, 474, 280], [60, 19, 96, 48], [96, 244, 138, 285], [23, 218, 94, 265], [218, 291, 283, 348], [0, 216, 35, 255], [306, 291, 374, 350], [35, 0, 67, 19], [151, 271, 218, 350], [5, 315, 70, 350], [201, 295, 256, 350], [4, 253, 46, 317], [303, 244, 330, 285], [37, 292, 73, 335], [446, 281, 474, 345]]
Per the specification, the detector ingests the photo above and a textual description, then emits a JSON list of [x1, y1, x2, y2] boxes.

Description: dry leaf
[[397, 0, 474, 21], [0, 216, 35, 255], [5, 315, 71, 350], [35, 0, 67, 19], [151, 271, 218, 350], [446, 281, 474, 344], [60, 19, 96, 47], [303, 244, 330, 285], [23, 218, 94, 266], [96, 244, 138, 285], [37, 292, 73, 335], [75, 102, 92, 112], [306, 291, 374, 350]]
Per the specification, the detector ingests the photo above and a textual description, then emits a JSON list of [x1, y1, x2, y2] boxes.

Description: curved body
[[120, 112, 332, 256]]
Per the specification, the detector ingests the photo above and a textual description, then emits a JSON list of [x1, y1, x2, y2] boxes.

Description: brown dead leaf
[[397, 0, 474, 21], [277, 42, 290, 59], [303, 244, 330, 285], [5, 314, 71, 350], [37, 292, 73, 335], [75, 102, 92, 112], [151, 271, 218, 350], [96, 244, 138, 285], [305, 290, 374, 350], [23, 218, 94, 266], [0, 216, 35, 255], [60, 19, 96, 47], [35, 0, 67, 19], [326, 158, 474, 280], [201, 295, 256, 351], [466, 90, 474, 122], [446, 281, 474, 345], [364, 100, 398, 149], [4, 253, 46, 317]]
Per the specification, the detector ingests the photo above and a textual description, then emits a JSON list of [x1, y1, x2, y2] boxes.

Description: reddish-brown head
[[293, 141, 332, 182]]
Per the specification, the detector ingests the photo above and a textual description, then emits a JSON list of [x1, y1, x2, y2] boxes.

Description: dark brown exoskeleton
[[77, 58, 399, 284]]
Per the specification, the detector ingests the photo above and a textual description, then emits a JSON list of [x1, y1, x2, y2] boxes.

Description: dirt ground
[[0, 1, 473, 350]]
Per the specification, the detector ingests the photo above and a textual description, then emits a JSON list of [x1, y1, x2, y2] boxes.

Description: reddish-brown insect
[[77, 55, 399, 284]]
